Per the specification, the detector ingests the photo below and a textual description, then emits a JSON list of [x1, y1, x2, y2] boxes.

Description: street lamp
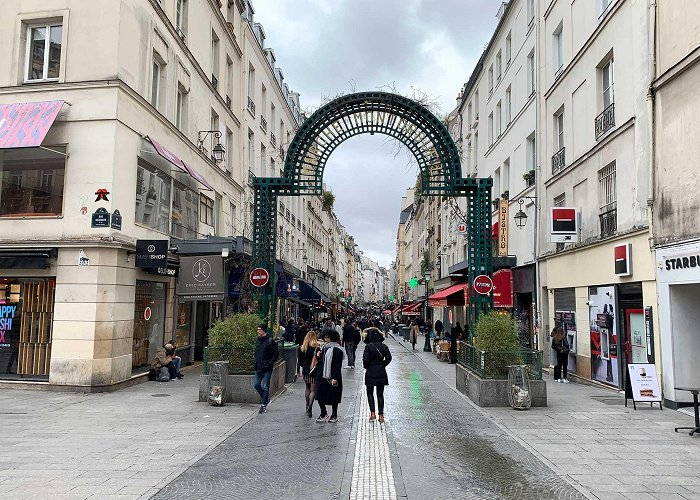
[[197, 130, 226, 163], [423, 269, 432, 352], [514, 196, 538, 229]]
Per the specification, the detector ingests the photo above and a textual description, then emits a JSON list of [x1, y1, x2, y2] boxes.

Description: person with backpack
[[551, 327, 570, 383], [363, 326, 392, 423], [253, 324, 279, 413], [151, 343, 182, 381]]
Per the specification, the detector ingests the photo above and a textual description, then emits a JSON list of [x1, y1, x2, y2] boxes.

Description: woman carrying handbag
[[362, 326, 392, 423]]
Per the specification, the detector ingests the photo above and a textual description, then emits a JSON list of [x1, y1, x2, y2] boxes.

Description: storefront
[[0, 277, 55, 379], [656, 240, 700, 408], [131, 280, 166, 370], [553, 288, 577, 376]]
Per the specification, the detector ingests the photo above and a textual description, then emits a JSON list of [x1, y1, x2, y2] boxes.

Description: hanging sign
[[135, 240, 168, 269], [111, 209, 122, 230], [550, 207, 579, 243], [91, 207, 110, 228], [177, 255, 225, 301], [614, 243, 632, 276], [498, 199, 509, 257]]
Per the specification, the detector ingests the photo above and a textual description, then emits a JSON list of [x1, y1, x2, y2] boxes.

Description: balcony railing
[[552, 147, 566, 174], [260, 116, 267, 132], [225, 95, 232, 110], [211, 74, 218, 90], [599, 206, 617, 238], [595, 103, 615, 140], [247, 96, 255, 116], [270, 132, 277, 147]]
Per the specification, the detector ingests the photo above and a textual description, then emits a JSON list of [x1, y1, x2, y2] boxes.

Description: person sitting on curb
[[253, 323, 279, 414], [151, 343, 183, 381]]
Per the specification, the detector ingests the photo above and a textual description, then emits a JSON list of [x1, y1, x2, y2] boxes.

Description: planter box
[[198, 360, 286, 404], [456, 363, 547, 407]]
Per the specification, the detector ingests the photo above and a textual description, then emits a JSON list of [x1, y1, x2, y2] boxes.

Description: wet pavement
[[154, 336, 587, 500]]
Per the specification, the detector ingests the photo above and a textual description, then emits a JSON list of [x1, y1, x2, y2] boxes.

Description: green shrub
[[473, 313, 522, 378], [208, 313, 260, 347]]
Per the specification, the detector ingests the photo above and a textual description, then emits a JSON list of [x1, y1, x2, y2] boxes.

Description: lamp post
[[423, 270, 432, 352], [197, 130, 226, 163]]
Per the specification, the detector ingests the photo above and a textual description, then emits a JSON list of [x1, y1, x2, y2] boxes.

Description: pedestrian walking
[[253, 324, 279, 413], [551, 327, 570, 383], [343, 321, 358, 368], [449, 322, 463, 364], [299, 329, 320, 417], [409, 320, 420, 351], [316, 329, 345, 423], [363, 327, 392, 423]]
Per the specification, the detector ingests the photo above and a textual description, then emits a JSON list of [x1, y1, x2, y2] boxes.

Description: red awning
[[391, 306, 402, 314], [0, 101, 64, 149], [400, 303, 421, 316], [428, 282, 468, 307], [147, 136, 214, 191]]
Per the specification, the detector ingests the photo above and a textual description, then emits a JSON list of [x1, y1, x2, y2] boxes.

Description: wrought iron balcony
[[212, 74, 218, 90], [226, 95, 232, 110], [552, 147, 565, 174], [599, 207, 617, 238], [261, 116, 267, 132], [595, 103, 615, 140], [270, 132, 277, 147], [247, 96, 255, 116]]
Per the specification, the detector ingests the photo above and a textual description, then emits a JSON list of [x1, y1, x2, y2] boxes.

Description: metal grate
[[552, 147, 565, 174]]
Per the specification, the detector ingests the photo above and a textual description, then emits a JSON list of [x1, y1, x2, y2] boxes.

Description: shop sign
[[626, 363, 662, 404], [492, 269, 513, 308], [177, 255, 224, 301], [91, 207, 110, 228], [135, 240, 168, 269], [145, 266, 178, 277], [111, 209, 122, 230], [550, 207, 579, 243], [614, 243, 632, 276], [456, 222, 467, 234], [498, 199, 509, 257], [0, 305, 16, 348]]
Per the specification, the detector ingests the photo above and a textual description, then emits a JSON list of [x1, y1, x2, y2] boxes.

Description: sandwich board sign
[[625, 363, 662, 410]]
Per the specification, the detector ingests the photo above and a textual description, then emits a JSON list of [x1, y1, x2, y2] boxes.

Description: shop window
[[135, 161, 171, 232], [171, 181, 198, 239], [0, 278, 55, 378], [25, 23, 63, 82], [132, 281, 166, 369], [175, 302, 192, 348], [200, 193, 214, 226]]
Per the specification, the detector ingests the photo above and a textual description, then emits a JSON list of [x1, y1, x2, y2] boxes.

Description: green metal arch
[[282, 92, 463, 195]]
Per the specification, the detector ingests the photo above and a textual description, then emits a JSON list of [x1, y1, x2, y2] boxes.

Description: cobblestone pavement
[[154, 337, 588, 500]]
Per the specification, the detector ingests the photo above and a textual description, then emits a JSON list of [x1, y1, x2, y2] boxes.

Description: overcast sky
[[254, 0, 502, 267]]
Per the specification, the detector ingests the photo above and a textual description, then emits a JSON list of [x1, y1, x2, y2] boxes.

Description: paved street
[[1, 334, 699, 499]]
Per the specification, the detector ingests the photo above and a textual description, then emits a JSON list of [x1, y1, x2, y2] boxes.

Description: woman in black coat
[[316, 329, 345, 423], [362, 327, 392, 423]]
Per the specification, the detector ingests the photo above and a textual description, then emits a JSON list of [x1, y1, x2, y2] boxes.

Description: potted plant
[[501, 190, 509, 200], [321, 190, 335, 211], [522, 170, 535, 182], [207, 313, 261, 374], [492, 198, 500, 209], [473, 312, 522, 378]]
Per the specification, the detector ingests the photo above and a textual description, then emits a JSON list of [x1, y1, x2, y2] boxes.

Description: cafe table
[[674, 387, 700, 436]]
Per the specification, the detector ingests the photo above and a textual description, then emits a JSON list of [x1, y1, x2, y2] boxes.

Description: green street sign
[[389, 295, 396, 301], [408, 278, 419, 289]]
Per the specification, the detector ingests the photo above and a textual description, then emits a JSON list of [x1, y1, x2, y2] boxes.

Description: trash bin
[[208, 361, 229, 406], [282, 342, 299, 383], [507, 365, 532, 410], [401, 326, 410, 342]]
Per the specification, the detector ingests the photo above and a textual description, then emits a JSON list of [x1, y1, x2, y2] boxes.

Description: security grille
[[598, 163, 617, 238]]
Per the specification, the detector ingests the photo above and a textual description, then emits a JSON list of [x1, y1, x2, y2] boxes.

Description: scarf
[[323, 342, 344, 380]]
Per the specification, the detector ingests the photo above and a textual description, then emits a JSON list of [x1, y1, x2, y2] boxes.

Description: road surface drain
[[152, 394, 171, 397]]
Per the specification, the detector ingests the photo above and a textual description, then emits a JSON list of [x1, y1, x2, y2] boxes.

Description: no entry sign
[[250, 268, 270, 287], [473, 275, 493, 295]]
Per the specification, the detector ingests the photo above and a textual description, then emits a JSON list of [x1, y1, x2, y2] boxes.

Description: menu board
[[627, 363, 662, 402]]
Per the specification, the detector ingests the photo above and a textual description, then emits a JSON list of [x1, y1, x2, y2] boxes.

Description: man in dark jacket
[[253, 324, 279, 413], [343, 321, 358, 368]]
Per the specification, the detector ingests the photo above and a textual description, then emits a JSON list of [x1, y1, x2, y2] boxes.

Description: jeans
[[345, 342, 355, 366], [367, 385, 385, 415], [319, 402, 338, 418], [554, 352, 569, 380], [253, 370, 273, 405], [172, 356, 181, 375]]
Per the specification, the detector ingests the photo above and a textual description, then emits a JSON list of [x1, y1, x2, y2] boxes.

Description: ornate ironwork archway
[[251, 92, 493, 330]]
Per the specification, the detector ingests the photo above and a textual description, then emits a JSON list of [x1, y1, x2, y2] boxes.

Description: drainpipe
[[646, 0, 657, 241]]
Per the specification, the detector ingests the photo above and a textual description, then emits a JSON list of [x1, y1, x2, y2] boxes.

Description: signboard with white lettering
[[135, 240, 168, 269], [627, 363, 662, 404], [176, 255, 224, 301]]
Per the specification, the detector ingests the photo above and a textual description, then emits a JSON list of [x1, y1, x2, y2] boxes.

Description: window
[[230, 202, 237, 235], [247, 131, 254, 170], [135, 160, 170, 232], [527, 0, 535, 25], [260, 144, 266, 175], [171, 181, 198, 239], [598, 162, 617, 237], [200, 194, 214, 226], [270, 158, 275, 179], [496, 51, 502, 81], [176, 84, 188, 132], [553, 194, 566, 250], [601, 59, 614, 109], [151, 54, 163, 108], [598, 0, 614, 18], [467, 102, 472, 127], [553, 24, 564, 76], [0, 146, 66, 216], [555, 111, 564, 151], [247, 64, 255, 107], [25, 23, 62, 82], [226, 55, 233, 104], [527, 50, 536, 95], [488, 65, 494, 94], [526, 133, 536, 185], [505, 32, 512, 64], [496, 101, 502, 137], [226, 129, 233, 173], [505, 87, 512, 124], [473, 131, 479, 167], [488, 113, 494, 145], [176, 0, 187, 39], [502, 158, 510, 197], [211, 31, 219, 89]]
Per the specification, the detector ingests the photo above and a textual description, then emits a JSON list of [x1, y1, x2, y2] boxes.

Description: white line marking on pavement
[[350, 388, 397, 500]]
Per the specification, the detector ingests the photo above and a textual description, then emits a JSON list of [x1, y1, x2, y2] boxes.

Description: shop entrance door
[[193, 301, 211, 361], [617, 283, 643, 388]]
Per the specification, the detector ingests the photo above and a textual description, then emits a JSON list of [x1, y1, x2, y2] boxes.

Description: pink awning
[[0, 101, 64, 149], [146, 136, 213, 191]]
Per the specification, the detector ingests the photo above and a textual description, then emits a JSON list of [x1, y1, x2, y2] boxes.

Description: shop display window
[[132, 281, 166, 368], [0, 146, 65, 217], [0, 278, 55, 378], [175, 302, 192, 348]]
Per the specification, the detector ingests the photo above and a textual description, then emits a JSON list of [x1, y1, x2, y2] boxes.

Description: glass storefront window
[[175, 302, 192, 348], [171, 180, 198, 239], [132, 280, 166, 369], [0, 146, 65, 216], [135, 161, 171, 233], [0, 278, 55, 378]]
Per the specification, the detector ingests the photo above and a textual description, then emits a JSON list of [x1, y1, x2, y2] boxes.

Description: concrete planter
[[456, 363, 547, 407], [198, 360, 286, 404]]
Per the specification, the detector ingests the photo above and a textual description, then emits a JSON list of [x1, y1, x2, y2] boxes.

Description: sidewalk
[[401, 333, 700, 500], [0, 365, 261, 500]]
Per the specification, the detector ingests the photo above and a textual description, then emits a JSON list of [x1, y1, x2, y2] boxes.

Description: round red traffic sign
[[473, 275, 493, 295], [249, 268, 270, 287], [144, 306, 152, 321]]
